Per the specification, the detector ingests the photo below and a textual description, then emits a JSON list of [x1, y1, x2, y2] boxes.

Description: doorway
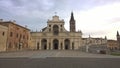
[[53, 39, 59, 49], [64, 39, 70, 50], [41, 39, 47, 50]]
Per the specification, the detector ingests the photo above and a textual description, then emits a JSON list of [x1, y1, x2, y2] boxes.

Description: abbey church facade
[[30, 12, 82, 50], [0, 12, 108, 52]]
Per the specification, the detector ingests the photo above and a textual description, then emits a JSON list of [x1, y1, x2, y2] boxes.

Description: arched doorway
[[41, 39, 47, 50], [53, 39, 59, 49], [64, 39, 70, 50]]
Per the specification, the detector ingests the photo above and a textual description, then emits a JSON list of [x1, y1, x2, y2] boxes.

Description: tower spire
[[70, 12, 75, 21], [117, 31, 119, 36], [70, 12, 76, 32], [105, 36, 107, 40]]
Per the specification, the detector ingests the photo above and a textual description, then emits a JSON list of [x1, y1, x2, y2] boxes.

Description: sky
[[0, 0, 120, 40]]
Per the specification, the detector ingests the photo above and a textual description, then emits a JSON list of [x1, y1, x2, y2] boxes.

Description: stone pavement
[[0, 50, 120, 68], [0, 57, 120, 68], [0, 50, 120, 58]]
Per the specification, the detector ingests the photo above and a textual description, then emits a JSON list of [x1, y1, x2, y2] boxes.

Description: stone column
[[70, 40, 72, 50], [51, 39, 53, 50], [59, 40, 61, 50], [39, 39, 41, 50], [35, 39, 38, 50], [62, 38, 65, 50], [86, 45, 89, 52], [79, 38, 81, 49], [49, 42, 51, 50], [47, 39, 49, 50]]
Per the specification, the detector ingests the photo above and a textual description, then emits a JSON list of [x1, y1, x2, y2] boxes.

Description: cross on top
[[55, 12, 57, 15]]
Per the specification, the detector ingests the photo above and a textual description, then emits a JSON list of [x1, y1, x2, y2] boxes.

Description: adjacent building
[[107, 31, 120, 50], [0, 24, 8, 52], [107, 40, 118, 50], [30, 12, 82, 50], [0, 20, 30, 51], [82, 36, 107, 46], [81, 36, 108, 53]]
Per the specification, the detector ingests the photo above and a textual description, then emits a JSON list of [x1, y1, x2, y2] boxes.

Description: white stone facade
[[82, 36, 107, 46], [30, 15, 82, 50]]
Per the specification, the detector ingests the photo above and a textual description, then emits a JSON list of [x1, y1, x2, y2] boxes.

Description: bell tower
[[69, 12, 76, 32], [117, 31, 120, 49]]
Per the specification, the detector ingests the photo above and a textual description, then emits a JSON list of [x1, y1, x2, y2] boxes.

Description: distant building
[[81, 36, 108, 53], [30, 12, 82, 50], [82, 35, 107, 46], [0, 24, 8, 52], [107, 40, 118, 50], [0, 20, 30, 51]]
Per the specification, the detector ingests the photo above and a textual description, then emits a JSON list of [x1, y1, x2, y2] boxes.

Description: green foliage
[[111, 52, 120, 56]]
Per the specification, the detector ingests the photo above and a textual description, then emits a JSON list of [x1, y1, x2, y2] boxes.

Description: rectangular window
[[2, 32, 5, 36], [61, 25, 62, 27], [10, 32, 13, 37]]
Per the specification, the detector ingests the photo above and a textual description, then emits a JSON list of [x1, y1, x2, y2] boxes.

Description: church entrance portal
[[41, 39, 47, 50], [53, 39, 59, 50], [64, 39, 70, 50]]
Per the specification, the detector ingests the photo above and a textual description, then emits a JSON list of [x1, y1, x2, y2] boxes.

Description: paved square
[[0, 50, 120, 58], [0, 50, 120, 68]]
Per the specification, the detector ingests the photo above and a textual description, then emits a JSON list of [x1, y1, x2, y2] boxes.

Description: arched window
[[53, 25, 59, 35]]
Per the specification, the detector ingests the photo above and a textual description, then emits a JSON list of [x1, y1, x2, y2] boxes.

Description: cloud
[[0, 0, 120, 39], [0, 0, 56, 28], [0, 0, 55, 16], [74, 2, 120, 39]]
